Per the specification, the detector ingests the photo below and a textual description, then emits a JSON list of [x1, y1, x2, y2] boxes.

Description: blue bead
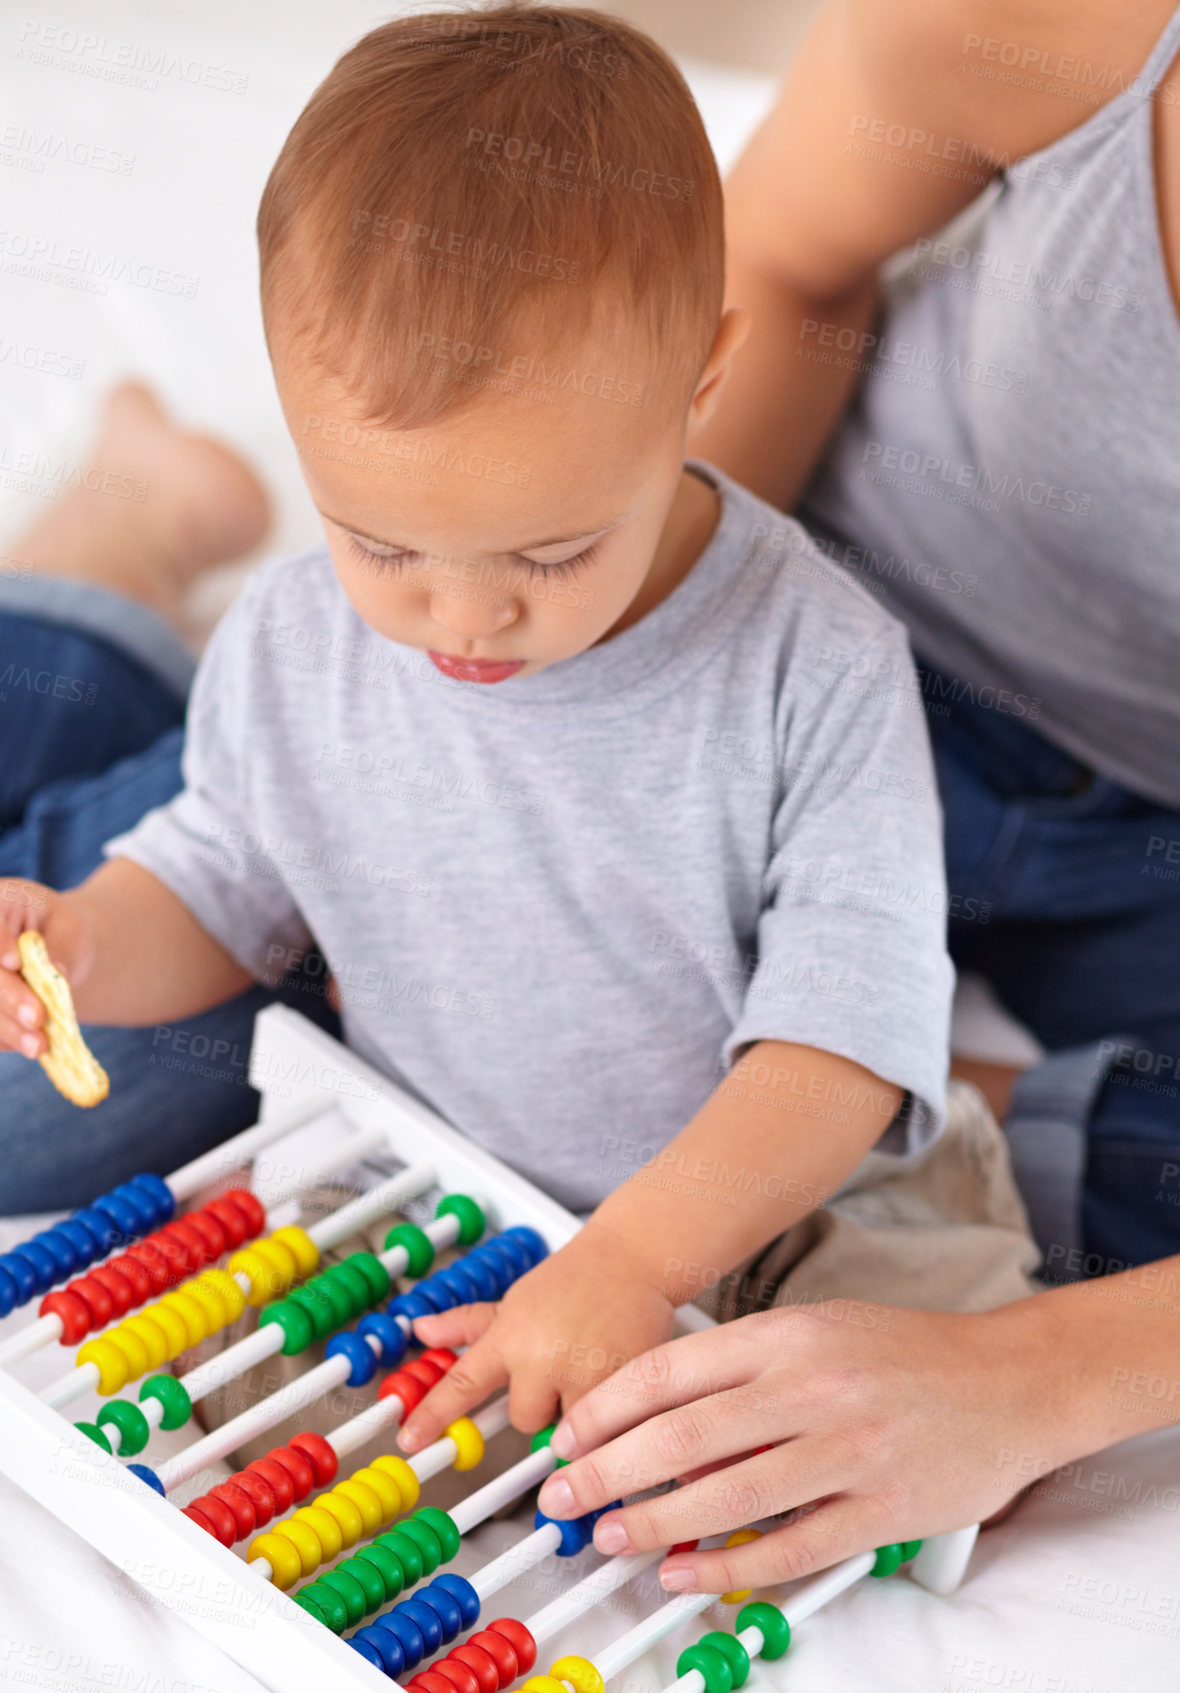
[[355, 1624, 405, 1677], [358, 1311, 408, 1367], [466, 1250, 509, 1300], [129, 1172, 175, 1224], [433, 1573, 481, 1629], [348, 1637, 387, 1671], [435, 1264, 481, 1303], [93, 1191, 140, 1240], [18, 1241, 58, 1293], [325, 1330, 377, 1388], [112, 1182, 158, 1232], [71, 1207, 119, 1257], [127, 1463, 165, 1496], [0, 1267, 16, 1318], [482, 1236, 529, 1282], [55, 1218, 97, 1263], [419, 1580, 463, 1641], [399, 1598, 445, 1656], [0, 1251, 37, 1304], [452, 1256, 499, 1302], [387, 1288, 441, 1323], [34, 1228, 78, 1279], [375, 1609, 425, 1670], [535, 1509, 591, 1556], [588, 1500, 624, 1525], [505, 1225, 549, 1267]]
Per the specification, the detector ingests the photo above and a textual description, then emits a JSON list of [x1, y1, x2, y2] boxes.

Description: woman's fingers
[[655, 1493, 884, 1594]]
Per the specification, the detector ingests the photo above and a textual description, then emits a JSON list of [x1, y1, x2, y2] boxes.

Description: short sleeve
[[722, 622, 954, 1154], [102, 578, 315, 985]]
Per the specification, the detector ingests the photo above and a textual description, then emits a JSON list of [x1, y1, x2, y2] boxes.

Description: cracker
[[16, 930, 109, 1108]]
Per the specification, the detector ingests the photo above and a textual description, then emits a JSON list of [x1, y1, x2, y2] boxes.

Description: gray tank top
[[799, 7, 1180, 806]]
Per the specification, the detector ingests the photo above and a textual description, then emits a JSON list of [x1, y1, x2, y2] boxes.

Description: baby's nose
[[428, 585, 518, 639]]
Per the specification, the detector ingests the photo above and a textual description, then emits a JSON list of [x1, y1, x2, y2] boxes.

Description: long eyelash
[[345, 535, 602, 578]]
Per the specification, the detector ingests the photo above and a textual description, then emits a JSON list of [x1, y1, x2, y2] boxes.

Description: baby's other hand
[[0, 880, 94, 1058]]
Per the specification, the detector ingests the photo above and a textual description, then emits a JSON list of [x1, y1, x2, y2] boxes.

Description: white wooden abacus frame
[[0, 1003, 977, 1693]]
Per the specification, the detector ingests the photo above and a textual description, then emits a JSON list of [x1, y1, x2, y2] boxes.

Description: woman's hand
[[396, 1222, 679, 1453], [0, 878, 95, 1057], [535, 1299, 1071, 1595]]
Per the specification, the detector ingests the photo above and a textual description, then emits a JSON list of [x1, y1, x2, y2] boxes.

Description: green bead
[[96, 1399, 151, 1457], [337, 1555, 386, 1614], [384, 1222, 435, 1277], [901, 1539, 923, 1562], [376, 1528, 424, 1587], [871, 1543, 904, 1577], [676, 1643, 733, 1693], [258, 1300, 315, 1355], [288, 1283, 336, 1341], [700, 1633, 750, 1689], [356, 1542, 405, 1601], [74, 1421, 112, 1453], [348, 1250, 392, 1304], [735, 1603, 790, 1661], [138, 1373, 192, 1431], [529, 1425, 570, 1467], [317, 1567, 368, 1627], [309, 1268, 355, 1326], [414, 1506, 461, 1563], [299, 1580, 348, 1634], [399, 1515, 442, 1575], [435, 1193, 486, 1246], [291, 1590, 328, 1627]]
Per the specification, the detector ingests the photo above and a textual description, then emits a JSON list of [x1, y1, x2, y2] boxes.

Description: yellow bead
[[187, 1276, 230, 1334], [159, 1289, 208, 1347], [77, 1336, 130, 1396], [107, 1326, 149, 1382], [202, 1267, 247, 1324], [248, 1530, 303, 1591], [143, 1300, 189, 1358], [294, 1504, 343, 1564], [272, 1515, 323, 1575], [720, 1529, 763, 1603], [119, 1313, 170, 1372], [334, 1477, 385, 1535], [270, 1225, 319, 1279], [230, 1238, 298, 1305], [444, 1416, 485, 1472], [348, 1465, 401, 1521], [315, 1490, 365, 1546], [371, 1454, 420, 1513], [521, 1679, 569, 1693], [549, 1658, 604, 1693]]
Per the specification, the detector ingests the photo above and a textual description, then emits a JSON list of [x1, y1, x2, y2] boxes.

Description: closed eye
[[345, 534, 602, 578]]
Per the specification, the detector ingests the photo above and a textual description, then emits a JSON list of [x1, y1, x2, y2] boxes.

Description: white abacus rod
[[330, 1387, 511, 1467], [595, 1591, 717, 1684], [522, 1546, 665, 1642], [657, 1549, 877, 1693], [450, 1444, 555, 1536], [246, 1397, 515, 1584], [167, 1098, 335, 1201], [36, 1158, 443, 1409], [0, 1314, 60, 1368], [252, 1123, 389, 1208], [910, 1525, 979, 1594]]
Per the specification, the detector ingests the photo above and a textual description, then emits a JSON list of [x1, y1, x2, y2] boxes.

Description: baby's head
[[258, 3, 744, 682]]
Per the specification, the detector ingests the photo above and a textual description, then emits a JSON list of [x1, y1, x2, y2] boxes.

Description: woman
[[523, 0, 1180, 1593]]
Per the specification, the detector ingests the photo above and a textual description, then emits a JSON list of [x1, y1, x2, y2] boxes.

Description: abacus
[[0, 1004, 979, 1691]]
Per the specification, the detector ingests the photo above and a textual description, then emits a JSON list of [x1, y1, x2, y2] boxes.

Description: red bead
[[670, 1541, 700, 1555], [403, 1357, 444, 1390], [110, 1255, 153, 1305], [249, 1457, 294, 1515], [234, 1466, 277, 1525], [289, 1431, 338, 1487], [187, 1496, 235, 1545], [266, 1444, 314, 1500], [466, 1630, 519, 1687], [418, 1347, 459, 1374], [40, 1289, 92, 1344], [415, 1672, 475, 1693], [224, 1187, 266, 1237], [183, 1208, 228, 1259], [154, 1227, 196, 1279], [487, 1619, 536, 1676], [208, 1480, 256, 1539], [203, 1199, 247, 1250], [69, 1275, 114, 1328], [125, 1241, 171, 1293], [379, 1370, 427, 1413], [88, 1264, 136, 1317], [168, 1218, 210, 1266], [183, 1503, 221, 1538], [450, 1646, 500, 1693]]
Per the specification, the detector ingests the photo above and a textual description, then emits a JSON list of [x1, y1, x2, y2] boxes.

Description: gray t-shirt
[[108, 462, 953, 1213]]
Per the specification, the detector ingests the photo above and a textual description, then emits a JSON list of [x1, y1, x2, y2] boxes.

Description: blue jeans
[[926, 666, 1180, 1270], [0, 579, 339, 1213]]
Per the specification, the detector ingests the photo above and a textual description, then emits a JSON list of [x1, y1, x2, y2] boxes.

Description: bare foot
[[9, 382, 272, 620]]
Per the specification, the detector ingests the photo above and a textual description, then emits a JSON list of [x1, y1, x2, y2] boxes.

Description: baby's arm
[[0, 861, 254, 1054], [396, 1036, 900, 1452]]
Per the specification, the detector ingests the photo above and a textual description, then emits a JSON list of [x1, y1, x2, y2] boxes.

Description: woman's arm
[[534, 1260, 1180, 1593]]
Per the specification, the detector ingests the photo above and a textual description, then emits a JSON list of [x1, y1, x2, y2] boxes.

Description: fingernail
[[550, 1422, 577, 1459], [21, 1034, 39, 1058], [595, 1516, 629, 1554], [660, 1566, 697, 1592], [399, 1428, 422, 1453], [539, 1476, 574, 1516], [19, 1005, 37, 1028]]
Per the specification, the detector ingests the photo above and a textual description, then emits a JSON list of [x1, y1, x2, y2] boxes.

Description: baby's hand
[[0, 880, 94, 1058], [396, 1223, 677, 1453]]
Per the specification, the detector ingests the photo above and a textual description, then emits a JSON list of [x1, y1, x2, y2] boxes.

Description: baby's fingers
[[398, 1331, 505, 1453], [0, 968, 46, 1057]]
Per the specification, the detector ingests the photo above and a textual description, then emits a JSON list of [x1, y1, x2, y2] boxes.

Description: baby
[[0, 4, 953, 1456]]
